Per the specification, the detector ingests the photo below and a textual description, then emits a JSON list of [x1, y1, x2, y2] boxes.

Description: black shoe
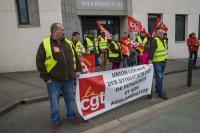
[[158, 95, 168, 100]]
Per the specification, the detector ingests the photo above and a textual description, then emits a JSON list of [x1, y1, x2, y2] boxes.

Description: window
[[16, 0, 40, 26], [175, 15, 186, 41], [16, 0, 29, 25], [148, 14, 161, 33]]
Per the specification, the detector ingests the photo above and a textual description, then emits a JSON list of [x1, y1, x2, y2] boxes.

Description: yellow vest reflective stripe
[[75, 41, 82, 53], [85, 37, 94, 51], [43, 37, 76, 73], [109, 41, 120, 58], [74, 41, 83, 54], [94, 38, 99, 54], [43, 38, 57, 73], [99, 36, 108, 50], [152, 37, 168, 62], [137, 36, 148, 46], [86, 37, 99, 54], [65, 39, 77, 71]]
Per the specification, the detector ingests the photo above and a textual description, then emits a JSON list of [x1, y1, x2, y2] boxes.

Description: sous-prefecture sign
[[76, 64, 154, 120]]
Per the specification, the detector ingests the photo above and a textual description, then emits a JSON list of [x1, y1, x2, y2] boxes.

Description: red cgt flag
[[83, 54, 96, 73], [96, 21, 112, 39], [128, 16, 143, 32], [152, 17, 168, 37], [152, 17, 161, 37]]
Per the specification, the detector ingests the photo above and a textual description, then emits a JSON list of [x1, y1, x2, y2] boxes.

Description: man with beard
[[36, 23, 82, 132]]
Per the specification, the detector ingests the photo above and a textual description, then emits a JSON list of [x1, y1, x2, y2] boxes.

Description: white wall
[[0, 0, 62, 73], [131, 0, 200, 59]]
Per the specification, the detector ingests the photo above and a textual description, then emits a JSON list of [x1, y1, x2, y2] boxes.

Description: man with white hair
[[149, 28, 168, 100]]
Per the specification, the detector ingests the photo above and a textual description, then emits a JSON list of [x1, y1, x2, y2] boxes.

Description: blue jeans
[[153, 61, 167, 96], [47, 79, 76, 124]]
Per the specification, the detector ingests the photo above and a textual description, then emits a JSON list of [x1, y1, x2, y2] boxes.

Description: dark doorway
[[81, 16, 120, 39]]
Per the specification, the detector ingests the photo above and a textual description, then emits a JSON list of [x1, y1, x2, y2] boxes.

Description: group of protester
[[72, 28, 170, 72], [36, 22, 199, 132]]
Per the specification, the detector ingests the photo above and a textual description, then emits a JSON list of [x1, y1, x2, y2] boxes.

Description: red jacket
[[120, 37, 130, 56], [187, 37, 199, 52]]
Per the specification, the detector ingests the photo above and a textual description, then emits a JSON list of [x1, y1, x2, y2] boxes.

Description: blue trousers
[[47, 79, 76, 124], [153, 61, 167, 96]]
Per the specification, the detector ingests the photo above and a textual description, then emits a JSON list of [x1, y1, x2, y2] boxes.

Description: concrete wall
[[61, 0, 81, 39], [131, 0, 200, 59], [0, 0, 62, 73]]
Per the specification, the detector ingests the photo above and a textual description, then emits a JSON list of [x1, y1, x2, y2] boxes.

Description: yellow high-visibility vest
[[136, 36, 148, 46], [152, 37, 168, 62], [109, 41, 121, 58], [98, 36, 108, 50], [85, 37, 99, 54], [43, 37, 76, 73], [74, 40, 85, 54], [85, 37, 94, 51]]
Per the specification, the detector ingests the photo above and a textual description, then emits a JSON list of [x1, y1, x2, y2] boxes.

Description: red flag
[[152, 17, 161, 37], [79, 75, 105, 116], [128, 16, 143, 32], [152, 17, 168, 37], [96, 21, 112, 39], [83, 54, 96, 73], [157, 22, 168, 32]]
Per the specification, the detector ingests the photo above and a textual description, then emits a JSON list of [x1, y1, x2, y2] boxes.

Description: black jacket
[[36, 37, 81, 82], [108, 41, 122, 63], [83, 37, 99, 56], [149, 37, 167, 61]]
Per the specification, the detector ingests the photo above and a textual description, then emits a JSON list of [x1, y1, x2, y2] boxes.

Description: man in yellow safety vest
[[71, 32, 85, 55], [98, 31, 108, 71], [149, 28, 168, 100], [83, 31, 100, 67], [36, 23, 82, 132]]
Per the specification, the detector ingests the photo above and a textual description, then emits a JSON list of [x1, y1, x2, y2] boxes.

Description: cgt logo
[[79, 75, 105, 116]]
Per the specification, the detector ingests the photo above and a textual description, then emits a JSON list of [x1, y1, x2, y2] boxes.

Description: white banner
[[76, 64, 154, 120]]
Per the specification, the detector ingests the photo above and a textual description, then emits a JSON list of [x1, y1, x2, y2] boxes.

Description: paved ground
[[0, 66, 200, 133], [124, 93, 200, 133], [84, 89, 200, 133]]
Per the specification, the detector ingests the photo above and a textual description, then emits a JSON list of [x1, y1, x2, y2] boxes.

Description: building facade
[[0, 0, 200, 72]]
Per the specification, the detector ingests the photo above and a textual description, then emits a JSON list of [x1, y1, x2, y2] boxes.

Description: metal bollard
[[187, 58, 193, 87]]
